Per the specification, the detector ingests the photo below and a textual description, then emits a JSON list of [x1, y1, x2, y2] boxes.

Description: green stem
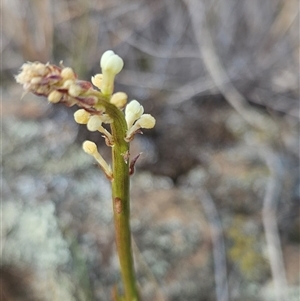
[[102, 100, 139, 301]]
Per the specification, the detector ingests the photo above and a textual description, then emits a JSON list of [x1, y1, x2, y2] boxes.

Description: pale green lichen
[[227, 216, 269, 280]]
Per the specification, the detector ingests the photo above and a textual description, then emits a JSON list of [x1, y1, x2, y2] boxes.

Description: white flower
[[85, 114, 113, 144], [82, 140, 98, 155], [91, 74, 103, 90], [135, 114, 156, 129], [110, 92, 128, 109], [87, 115, 103, 132], [82, 140, 113, 179], [74, 109, 90, 124], [68, 83, 82, 97], [125, 114, 156, 141], [100, 50, 124, 96], [125, 100, 144, 129], [61, 67, 76, 80], [48, 90, 62, 103], [100, 50, 124, 75]]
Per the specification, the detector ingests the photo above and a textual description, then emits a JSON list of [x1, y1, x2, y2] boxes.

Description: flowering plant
[[16, 50, 156, 301]]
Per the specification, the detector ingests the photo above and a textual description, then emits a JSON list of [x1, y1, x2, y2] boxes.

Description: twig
[[261, 148, 288, 301], [132, 238, 166, 301], [185, 0, 277, 132], [197, 189, 229, 301]]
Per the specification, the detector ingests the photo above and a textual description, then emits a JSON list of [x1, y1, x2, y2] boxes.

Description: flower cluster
[[16, 50, 156, 298], [15, 62, 97, 110], [15, 50, 156, 179]]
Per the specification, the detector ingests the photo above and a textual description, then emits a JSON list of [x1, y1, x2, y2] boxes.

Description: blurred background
[[1, 0, 299, 300]]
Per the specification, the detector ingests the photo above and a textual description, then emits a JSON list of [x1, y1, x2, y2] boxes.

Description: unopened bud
[[82, 140, 113, 179], [87, 115, 103, 131], [110, 92, 127, 108], [99, 114, 114, 124], [48, 90, 62, 103], [61, 67, 76, 80], [31, 77, 42, 84], [91, 74, 103, 90], [136, 114, 156, 129], [125, 113, 156, 141], [100, 50, 124, 75], [62, 79, 74, 89], [100, 50, 124, 96], [74, 109, 90, 124], [100, 51, 114, 68], [82, 140, 97, 155], [68, 83, 82, 97], [125, 100, 144, 128]]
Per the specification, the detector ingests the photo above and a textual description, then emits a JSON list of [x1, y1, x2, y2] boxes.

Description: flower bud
[[15, 61, 102, 110], [99, 114, 114, 124], [68, 83, 82, 97], [100, 50, 114, 68], [100, 50, 124, 96], [74, 109, 90, 124], [135, 114, 156, 129], [125, 100, 144, 129], [82, 140, 113, 179], [100, 50, 124, 75], [31, 77, 42, 84], [82, 140, 97, 155], [48, 90, 62, 103], [15, 62, 60, 93], [62, 79, 74, 89], [110, 92, 128, 108], [61, 67, 76, 80], [87, 115, 103, 131], [125, 113, 156, 141], [91, 74, 103, 90]]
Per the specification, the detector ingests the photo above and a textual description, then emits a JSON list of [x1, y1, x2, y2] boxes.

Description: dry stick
[[185, 0, 277, 132], [261, 149, 288, 301], [256, 0, 298, 70], [131, 239, 166, 301], [197, 189, 229, 301]]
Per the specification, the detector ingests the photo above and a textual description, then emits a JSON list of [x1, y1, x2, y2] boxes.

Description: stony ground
[[2, 83, 299, 301]]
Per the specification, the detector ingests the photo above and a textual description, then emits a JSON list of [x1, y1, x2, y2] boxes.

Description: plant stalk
[[107, 103, 139, 301]]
